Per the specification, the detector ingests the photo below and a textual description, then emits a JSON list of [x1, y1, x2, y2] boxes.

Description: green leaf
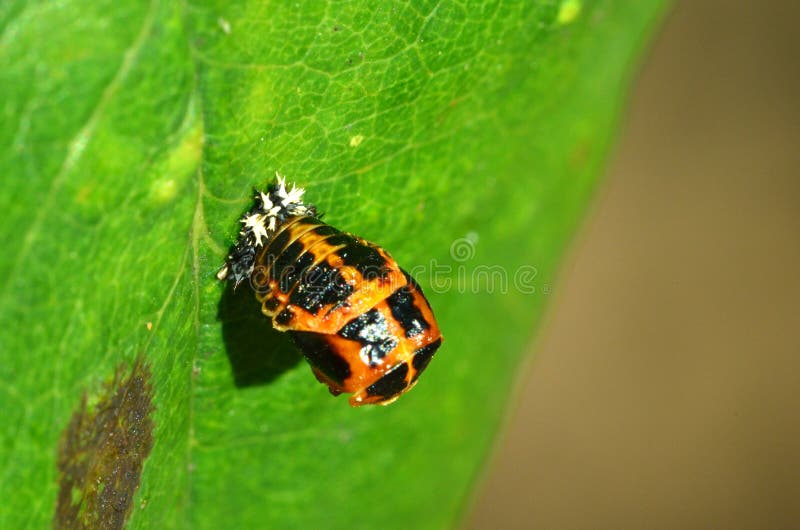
[[0, 1, 666, 528]]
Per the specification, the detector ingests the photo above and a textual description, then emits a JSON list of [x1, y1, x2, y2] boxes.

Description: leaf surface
[[0, 1, 666, 528]]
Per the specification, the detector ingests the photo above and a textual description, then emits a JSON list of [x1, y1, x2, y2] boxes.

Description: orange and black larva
[[218, 175, 442, 406]]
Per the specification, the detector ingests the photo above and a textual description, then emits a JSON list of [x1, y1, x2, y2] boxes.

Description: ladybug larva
[[217, 174, 443, 406]]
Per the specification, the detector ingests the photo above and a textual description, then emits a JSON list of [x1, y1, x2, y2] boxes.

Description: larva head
[[217, 174, 316, 287]]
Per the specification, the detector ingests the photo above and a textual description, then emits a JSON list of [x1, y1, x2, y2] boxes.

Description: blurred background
[[466, 0, 799, 528]]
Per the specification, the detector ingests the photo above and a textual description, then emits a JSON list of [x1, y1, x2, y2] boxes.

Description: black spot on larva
[[288, 261, 354, 315], [312, 224, 339, 237], [275, 308, 294, 326], [262, 226, 292, 263], [270, 240, 306, 282], [411, 338, 442, 381], [290, 331, 352, 384], [339, 309, 398, 366], [54, 357, 154, 530], [263, 296, 281, 313], [334, 241, 388, 279], [320, 233, 353, 248], [276, 250, 316, 293], [366, 362, 409, 400], [386, 285, 430, 338]]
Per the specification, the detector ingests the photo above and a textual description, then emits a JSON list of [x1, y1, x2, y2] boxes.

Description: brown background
[[466, 0, 799, 528]]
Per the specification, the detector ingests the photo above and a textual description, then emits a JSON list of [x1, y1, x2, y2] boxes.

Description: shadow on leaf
[[217, 281, 302, 387]]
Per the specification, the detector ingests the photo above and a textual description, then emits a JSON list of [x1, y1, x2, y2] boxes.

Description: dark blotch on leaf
[[54, 357, 154, 530]]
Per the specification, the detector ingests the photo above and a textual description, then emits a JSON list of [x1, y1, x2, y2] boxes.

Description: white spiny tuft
[[275, 172, 289, 199], [220, 174, 315, 285], [284, 184, 305, 205], [241, 175, 310, 247], [259, 191, 273, 210], [241, 213, 269, 246]]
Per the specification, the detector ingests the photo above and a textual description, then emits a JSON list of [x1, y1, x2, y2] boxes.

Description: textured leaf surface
[[0, 1, 665, 528]]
